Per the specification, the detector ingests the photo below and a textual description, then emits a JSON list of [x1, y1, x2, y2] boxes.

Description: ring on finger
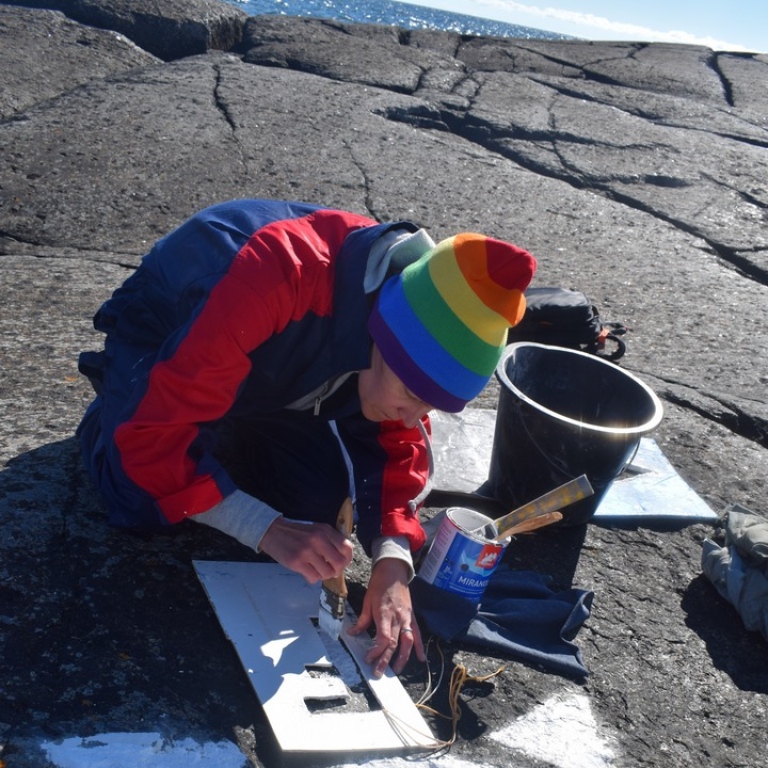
[[400, 627, 413, 635]]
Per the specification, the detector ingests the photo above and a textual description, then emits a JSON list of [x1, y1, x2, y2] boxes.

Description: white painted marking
[[335, 757, 486, 768], [489, 691, 617, 768], [42, 732, 247, 767], [42, 735, 492, 768], [37, 692, 616, 768]]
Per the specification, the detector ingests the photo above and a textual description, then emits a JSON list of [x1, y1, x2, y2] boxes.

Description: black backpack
[[507, 287, 628, 361]]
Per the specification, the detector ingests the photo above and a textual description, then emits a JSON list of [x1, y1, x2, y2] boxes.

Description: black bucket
[[488, 342, 663, 525]]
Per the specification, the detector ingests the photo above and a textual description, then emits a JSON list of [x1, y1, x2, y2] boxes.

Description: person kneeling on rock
[[76, 198, 537, 676]]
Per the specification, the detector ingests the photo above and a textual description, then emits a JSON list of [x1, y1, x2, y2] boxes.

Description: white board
[[592, 437, 718, 525], [431, 411, 717, 526], [193, 560, 439, 754]]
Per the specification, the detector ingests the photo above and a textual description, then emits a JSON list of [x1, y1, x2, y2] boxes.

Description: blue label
[[430, 535, 504, 601]]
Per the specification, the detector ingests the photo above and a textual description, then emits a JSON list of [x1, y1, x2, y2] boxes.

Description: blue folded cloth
[[411, 566, 594, 678]]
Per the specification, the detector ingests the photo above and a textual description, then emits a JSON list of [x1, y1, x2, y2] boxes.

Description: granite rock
[[5, 0, 247, 60]]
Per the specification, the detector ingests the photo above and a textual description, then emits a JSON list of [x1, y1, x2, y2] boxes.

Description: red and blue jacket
[[78, 199, 430, 553]]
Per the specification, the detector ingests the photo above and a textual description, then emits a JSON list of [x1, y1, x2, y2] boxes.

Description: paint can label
[[417, 507, 507, 603]]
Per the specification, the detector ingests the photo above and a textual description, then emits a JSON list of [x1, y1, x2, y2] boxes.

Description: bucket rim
[[496, 342, 664, 436]]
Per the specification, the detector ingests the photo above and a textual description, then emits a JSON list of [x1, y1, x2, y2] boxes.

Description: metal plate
[[193, 561, 438, 754]]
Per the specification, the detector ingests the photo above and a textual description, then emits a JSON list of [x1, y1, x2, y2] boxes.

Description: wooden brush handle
[[492, 475, 593, 533], [322, 498, 354, 598], [495, 510, 563, 542]]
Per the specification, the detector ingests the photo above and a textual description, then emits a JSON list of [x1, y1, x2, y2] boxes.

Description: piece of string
[[384, 637, 506, 748], [341, 636, 505, 750], [408, 417, 435, 513]]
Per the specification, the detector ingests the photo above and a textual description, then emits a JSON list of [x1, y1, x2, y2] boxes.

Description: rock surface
[[1, 1, 767, 766], [5, 0, 247, 60]]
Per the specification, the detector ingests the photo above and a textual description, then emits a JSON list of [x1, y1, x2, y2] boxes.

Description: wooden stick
[[490, 474, 594, 534], [494, 510, 563, 542]]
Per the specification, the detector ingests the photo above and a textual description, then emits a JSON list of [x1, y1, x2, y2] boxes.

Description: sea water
[[222, 0, 572, 41]]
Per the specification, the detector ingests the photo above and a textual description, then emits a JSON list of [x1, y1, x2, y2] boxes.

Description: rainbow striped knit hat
[[368, 233, 537, 413]]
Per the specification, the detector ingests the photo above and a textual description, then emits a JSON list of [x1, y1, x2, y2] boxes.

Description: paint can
[[417, 507, 508, 603]]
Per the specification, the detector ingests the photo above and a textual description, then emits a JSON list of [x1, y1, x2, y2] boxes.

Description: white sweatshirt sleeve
[[191, 489, 281, 552], [371, 535, 415, 583], [194, 492, 416, 583]]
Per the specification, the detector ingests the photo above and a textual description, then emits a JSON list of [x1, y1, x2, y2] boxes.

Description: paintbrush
[[318, 497, 354, 640], [494, 510, 563, 542], [485, 474, 594, 540]]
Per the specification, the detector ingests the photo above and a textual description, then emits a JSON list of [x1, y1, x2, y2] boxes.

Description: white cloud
[[473, 1, 752, 51]]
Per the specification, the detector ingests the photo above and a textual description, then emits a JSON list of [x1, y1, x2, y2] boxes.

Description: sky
[[412, 0, 766, 53]]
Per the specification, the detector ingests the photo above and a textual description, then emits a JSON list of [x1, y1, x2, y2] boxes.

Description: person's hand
[[259, 517, 354, 584], [347, 558, 426, 678]]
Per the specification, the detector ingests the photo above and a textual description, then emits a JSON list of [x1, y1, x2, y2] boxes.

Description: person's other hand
[[259, 517, 353, 583], [347, 558, 426, 678]]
